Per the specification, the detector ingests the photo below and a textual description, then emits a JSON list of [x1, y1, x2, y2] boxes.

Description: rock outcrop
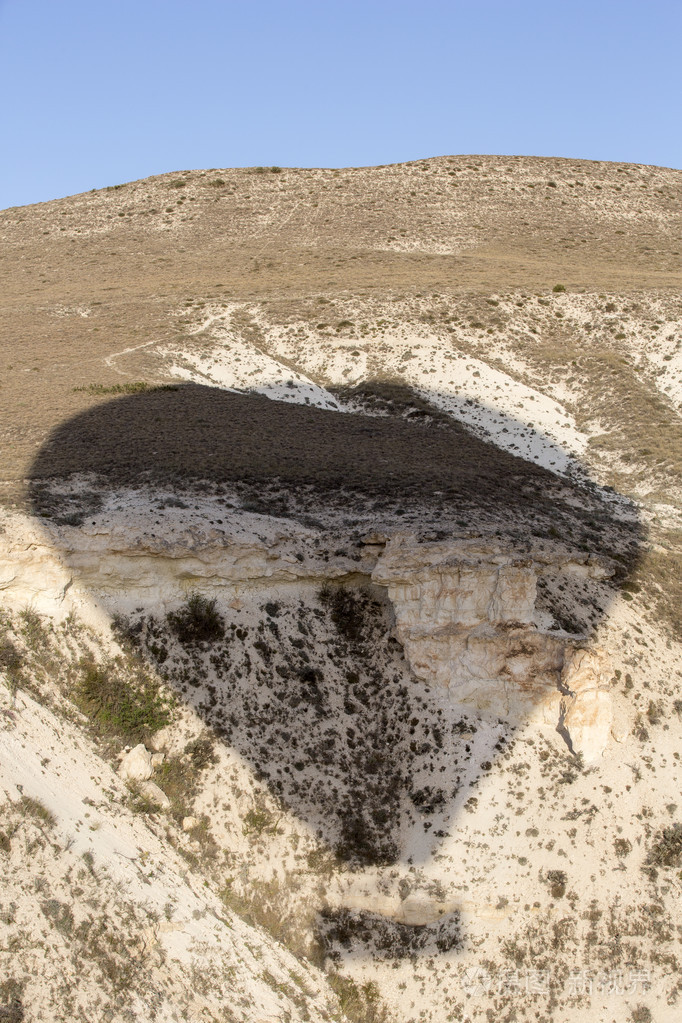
[[559, 648, 614, 762], [118, 744, 164, 782], [372, 536, 615, 756], [0, 509, 616, 758]]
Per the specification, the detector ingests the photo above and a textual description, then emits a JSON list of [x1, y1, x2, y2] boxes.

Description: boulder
[[118, 744, 153, 782], [395, 896, 460, 926], [139, 780, 171, 809]]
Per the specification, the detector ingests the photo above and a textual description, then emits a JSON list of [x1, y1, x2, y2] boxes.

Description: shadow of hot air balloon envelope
[[28, 382, 644, 959]]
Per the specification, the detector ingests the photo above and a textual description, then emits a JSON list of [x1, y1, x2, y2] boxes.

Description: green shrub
[[242, 805, 281, 837], [552, 283, 566, 293], [184, 735, 218, 769], [167, 594, 225, 646], [75, 657, 170, 743], [0, 639, 23, 690]]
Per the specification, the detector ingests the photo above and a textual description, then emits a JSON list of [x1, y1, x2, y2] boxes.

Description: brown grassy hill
[[1, 155, 681, 506]]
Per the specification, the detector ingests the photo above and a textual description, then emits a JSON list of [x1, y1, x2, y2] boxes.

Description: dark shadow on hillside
[[30, 383, 641, 559], [28, 382, 644, 957]]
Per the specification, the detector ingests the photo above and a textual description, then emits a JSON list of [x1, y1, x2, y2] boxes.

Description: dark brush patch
[[317, 906, 462, 961]]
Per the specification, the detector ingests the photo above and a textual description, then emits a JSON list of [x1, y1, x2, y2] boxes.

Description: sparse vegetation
[[74, 656, 170, 743], [74, 382, 178, 395], [20, 795, 56, 828], [327, 973, 389, 1023], [0, 637, 23, 692]]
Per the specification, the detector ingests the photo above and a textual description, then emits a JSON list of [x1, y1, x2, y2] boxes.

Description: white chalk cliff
[[0, 505, 615, 761]]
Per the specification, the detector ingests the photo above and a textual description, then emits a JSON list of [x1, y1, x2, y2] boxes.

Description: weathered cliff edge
[[374, 535, 614, 760], [0, 507, 615, 760]]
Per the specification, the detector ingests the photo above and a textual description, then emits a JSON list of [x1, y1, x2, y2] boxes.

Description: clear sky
[[1, 0, 680, 210]]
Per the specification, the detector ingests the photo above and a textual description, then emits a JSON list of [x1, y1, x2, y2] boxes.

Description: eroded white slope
[[0, 681, 341, 1023], [161, 308, 342, 410], [156, 306, 588, 474]]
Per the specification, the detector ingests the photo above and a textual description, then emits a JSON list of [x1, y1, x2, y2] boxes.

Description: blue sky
[[1, 0, 680, 209]]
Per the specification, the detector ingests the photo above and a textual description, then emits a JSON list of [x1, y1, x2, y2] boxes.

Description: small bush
[[614, 838, 632, 858], [41, 898, 74, 935], [242, 805, 280, 837], [184, 735, 218, 770], [646, 823, 682, 868], [111, 613, 143, 649], [0, 639, 23, 690], [20, 609, 46, 651], [319, 585, 367, 643], [20, 795, 56, 828], [167, 594, 224, 646], [552, 283, 566, 293], [546, 869, 567, 899], [153, 755, 195, 818]]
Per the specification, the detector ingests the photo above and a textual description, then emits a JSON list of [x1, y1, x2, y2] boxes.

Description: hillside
[[1, 155, 682, 1023]]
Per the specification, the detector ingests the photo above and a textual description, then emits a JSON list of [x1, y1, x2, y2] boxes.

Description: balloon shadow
[[28, 382, 644, 958]]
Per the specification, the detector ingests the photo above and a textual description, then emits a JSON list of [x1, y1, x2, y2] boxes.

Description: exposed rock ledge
[[0, 511, 615, 759], [372, 535, 615, 760]]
